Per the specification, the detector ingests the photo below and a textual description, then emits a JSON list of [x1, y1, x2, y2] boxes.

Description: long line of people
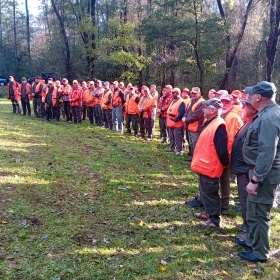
[[6, 74, 280, 263]]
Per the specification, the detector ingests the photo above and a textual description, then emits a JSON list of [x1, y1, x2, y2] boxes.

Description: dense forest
[[0, 0, 280, 93]]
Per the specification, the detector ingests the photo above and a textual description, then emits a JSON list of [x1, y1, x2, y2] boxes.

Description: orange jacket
[[42, 86, 59, 106], [84, 89, 96, 107], [101, 90, 113, 109], [187, 97, 205, 132], [223, 110, 243, 157], [138, 95, 155, 118], [7, 82, 20, 100], [191, 117, 226, 178], [81, 88, 88, 102], [94, 88, 104, 105], [69, 87, 82, 107], [125, 93, 139, 115], [112, 89, 123, 107], [19, 83, 32, 100], [166, 98, 185, 128]]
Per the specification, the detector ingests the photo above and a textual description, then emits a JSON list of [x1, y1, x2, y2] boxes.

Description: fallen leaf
[[139, 221, 146, 226], [222, 270, 228, 276], [0, 220, 7, 224], [160, 265, 166, 271]]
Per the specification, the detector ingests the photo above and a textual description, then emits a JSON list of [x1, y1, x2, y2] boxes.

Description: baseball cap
[[21, 77, 27, 81], [220, 93, 233, 101], [73, 80, 78, 84], [172, 87, 181, 94], [216, 90, 228, 96], [165, 85, 173, 89], [35, 75, 42, 79], [241, 95, 254, 105], [203, 98, 223, 109], [191, 87, 200, 94], [231, 90, 241, 98], [244, 81, 276, 98], [112, 81, 118, 85], [182, 88, 190, 92]]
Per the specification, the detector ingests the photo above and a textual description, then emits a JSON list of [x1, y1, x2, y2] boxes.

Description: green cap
[[244, 81, 276, 98]]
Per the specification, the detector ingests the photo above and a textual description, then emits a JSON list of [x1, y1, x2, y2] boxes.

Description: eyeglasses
[[73, 82, 78, 84]]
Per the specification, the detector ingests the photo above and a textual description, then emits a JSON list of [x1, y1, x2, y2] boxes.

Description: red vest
[[166, 98, 185, 128], [191, 117, 226, 178]]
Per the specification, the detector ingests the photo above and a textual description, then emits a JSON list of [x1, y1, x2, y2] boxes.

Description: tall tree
[[50, 0, 73, 79], [25, 0, 32, 76], [266, 0, 280, 81], [217, 0, 254, 90]]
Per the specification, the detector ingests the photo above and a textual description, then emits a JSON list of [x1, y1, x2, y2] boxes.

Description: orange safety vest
[[138, 95, 155, 118], [69, 87, 82, 107], [191, 117, 226, 178], [166, 98, 185, 128], [125, 93, 139, 115], [42, 86, 59, 106], [31, 82, 44, 97], [7, 82, 20, 100], [112, 90, 122, 107], [232, 104, 242, 116], [183, 97, 191, 108], [84, 89, 96, 107], [224, 110, 243, 157], [187, 97, 205, 132], [101, 90, 113, 109], [19, 83, 32, 100]]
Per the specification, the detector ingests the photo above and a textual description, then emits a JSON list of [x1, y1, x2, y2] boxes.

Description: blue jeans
[[112, 106, 123, 132]]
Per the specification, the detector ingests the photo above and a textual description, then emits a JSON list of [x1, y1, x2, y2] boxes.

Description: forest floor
[[0, 99, 279, 280]]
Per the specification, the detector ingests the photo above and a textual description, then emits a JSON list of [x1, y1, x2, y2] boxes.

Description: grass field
[[0, 98, 279, 280]]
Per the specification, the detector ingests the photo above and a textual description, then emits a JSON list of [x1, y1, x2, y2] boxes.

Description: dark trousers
[[45, 104, 60, 121], [159, 116, 168, 141], [103, 109, 113, 129], [81, 102, 87, 120], [169, 127, 184, 152], [187, 130, 199, 156], [11, 99, 21, 114], [63, 101, 72, 121], [199, 174, 221, 226], [126, 114, 139, 134], [88, 106, 94, 124], [237, 173, 249, 233], [139, 116, 152, 138], [33, 97, 42, 117], [220, 166, 230, 212], [21, 98, 30, 115], [94, 104, 102, 125], [71, 106, 81, 123]]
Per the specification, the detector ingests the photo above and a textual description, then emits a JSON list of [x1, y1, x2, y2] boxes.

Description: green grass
[[0, 99, 279, 279]]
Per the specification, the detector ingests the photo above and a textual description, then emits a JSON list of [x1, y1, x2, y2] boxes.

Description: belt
[[249, 165, 255, 170]]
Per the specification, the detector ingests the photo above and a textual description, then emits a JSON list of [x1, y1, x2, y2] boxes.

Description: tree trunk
[[266, 0, 280, 82], [25, 0, 32, 76], [13, 0, 18, 77], [137, 0, 143, 88], [217, 0, 254, 90], [0, 0, 3, 52], [50, 0, 72, 79]]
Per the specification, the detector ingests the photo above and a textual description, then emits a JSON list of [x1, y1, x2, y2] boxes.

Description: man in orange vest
[[157, 85, 173, 143], [231, 90, 243, 116], [69, 80, 82, 124], [125, 86, 140, 136], [7, 76, 21, 114], [101, 82, 113, 129], [19, 77, 32, 116], [182, 87, 205, 162], [93, 80, 104, 126], [84, 81, 96, 125], [192, 98, 229, 228], [44, 80, 60, 122], [81, 81, 88, 121], [58, 78, 72, 122], [112, 81, 125, 132], [150, 84, 158, 129], [220, 92, 243, 214], [166, 88, 186, 155], [31, 76, 44, 118], [181, 88, 191, 153], [139, 86, 155, 141]]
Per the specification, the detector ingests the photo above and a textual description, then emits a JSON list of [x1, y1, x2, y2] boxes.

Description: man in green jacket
[[237, 81, 280, 263]]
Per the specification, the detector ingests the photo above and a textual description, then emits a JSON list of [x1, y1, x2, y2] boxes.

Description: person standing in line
[[191, 98, 229, 228], [101, 82, 113, 129], [166, 88, 186, 155], [69, 80, 82, 124], [150, 84, 159, 129], [231, 95, 258, 240], [182, 87, 205, 162], [138, 86, 155, 141], [93, 80, 104, 126], [111, 81, 125, 132], [31, 76, 44, 118], [58, 78, 72, 122], [237, 81, 280, 263], [19, 77, 32, 116], [157, 85, 173, 143]]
